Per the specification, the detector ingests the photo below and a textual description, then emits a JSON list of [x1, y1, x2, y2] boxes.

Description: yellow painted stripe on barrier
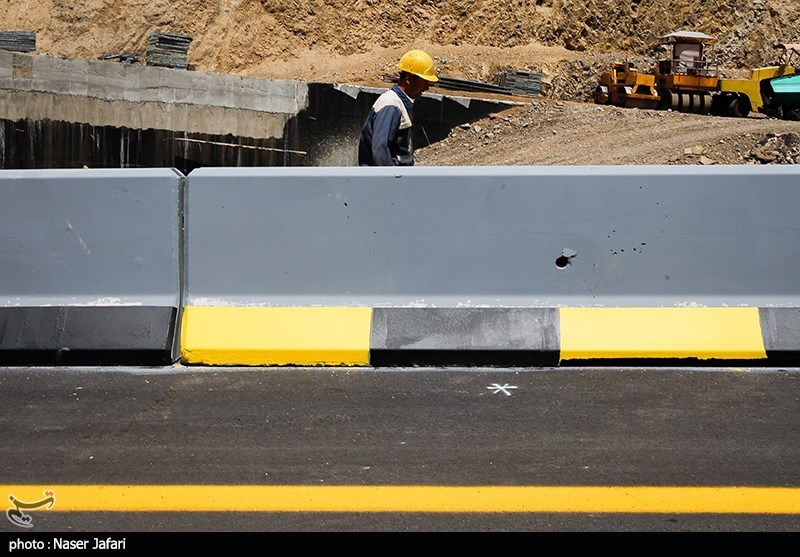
[[3, 485, 799, 514], [559, 307, 767, 361], [180, 306, 372, 366]]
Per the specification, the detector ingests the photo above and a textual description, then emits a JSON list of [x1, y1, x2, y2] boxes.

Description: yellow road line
[[4, 486, 799, 514]]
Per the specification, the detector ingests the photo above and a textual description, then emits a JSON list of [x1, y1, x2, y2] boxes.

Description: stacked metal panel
[[0, 31, 36, 53], [496, 71, 542, 97], [433, 76, 514, 95], [145, 32, 192, 69], [433, 73, 542, 97], [98, 53, 141, 64]]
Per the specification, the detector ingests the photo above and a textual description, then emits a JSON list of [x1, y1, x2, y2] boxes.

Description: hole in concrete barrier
[[555, 248, 577, 269]]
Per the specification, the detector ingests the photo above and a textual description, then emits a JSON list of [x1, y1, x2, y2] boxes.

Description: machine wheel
[[772, 103, 800, 120], [593, 85, 610, 105], [689, 93, 704, 114], [735, 94, 752, 117], [679, 93, 691, 112], [685, 93, 698, 113], [659, 90, 681, 111], [697, 94, 712, 115], [710, 93, 728, 116], [725, 96, 741, 117], [660, 90, 675, 111]]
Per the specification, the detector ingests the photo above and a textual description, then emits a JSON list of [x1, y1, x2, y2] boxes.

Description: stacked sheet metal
[[146, 32, 192, 69], [0, 31, 36, 52], [433, 76, 514, 95], [98, 53, 141, 64], [496, 71, 542, 97]]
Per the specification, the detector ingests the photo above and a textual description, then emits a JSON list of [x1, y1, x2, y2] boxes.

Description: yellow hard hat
[[397, 49, 439, 82]]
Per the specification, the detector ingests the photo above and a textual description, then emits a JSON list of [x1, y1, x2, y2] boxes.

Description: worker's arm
[[370, 106, 402, 166]]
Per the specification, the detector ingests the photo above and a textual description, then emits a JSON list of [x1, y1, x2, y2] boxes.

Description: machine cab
[[656, 30, 717, 77]]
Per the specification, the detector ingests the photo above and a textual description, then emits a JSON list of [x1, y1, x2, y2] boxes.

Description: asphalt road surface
[[1, 365, 798, 535]]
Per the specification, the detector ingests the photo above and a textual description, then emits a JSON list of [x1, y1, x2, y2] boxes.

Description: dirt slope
[[416, 100, 800, 166], [5, 0, 799, 84], [4, 0, 800, 165]]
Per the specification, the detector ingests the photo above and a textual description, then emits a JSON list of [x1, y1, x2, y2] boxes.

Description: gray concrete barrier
[[181, 165, 800, 367], [0, 168, 183, 364]]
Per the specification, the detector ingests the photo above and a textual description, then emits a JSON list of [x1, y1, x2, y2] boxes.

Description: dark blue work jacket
[[358, 85, 415, 166]]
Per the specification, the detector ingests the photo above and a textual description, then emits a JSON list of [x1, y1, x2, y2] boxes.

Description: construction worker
[[358, 49, 438, 166]]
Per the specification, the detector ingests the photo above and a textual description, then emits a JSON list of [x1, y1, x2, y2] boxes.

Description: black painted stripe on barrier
[[759, 307, 800, 365], [369, 307, 560, 367], [0, 306, 179, 365]]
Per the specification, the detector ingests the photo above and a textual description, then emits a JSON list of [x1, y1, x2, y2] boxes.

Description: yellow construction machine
[[594, 31, 718, 112], [653, 30, 720, 114], [593, 58, 660, 109], [595, 31, 800, 118]]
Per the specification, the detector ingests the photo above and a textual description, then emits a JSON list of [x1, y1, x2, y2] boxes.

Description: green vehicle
[[761, 71, 800, 120]]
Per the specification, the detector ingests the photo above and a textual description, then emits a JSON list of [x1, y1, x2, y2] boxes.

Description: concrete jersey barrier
[[0, 168, 183, 365], [180, 165, 800, 367]]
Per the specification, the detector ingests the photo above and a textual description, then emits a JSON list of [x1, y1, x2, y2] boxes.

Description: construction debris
[[0, 31, 36, 53], [431, 72, 543, 98], [433, 76, 514, 96], [146, 33, 192, 69], [98, 53, 141, 64], [496, 70, 542, 97], [748, 133, 800, 164]]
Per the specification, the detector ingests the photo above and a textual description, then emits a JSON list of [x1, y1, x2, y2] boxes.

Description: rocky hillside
[[5, 0, 800, 168], [4, 0, 799, 100]]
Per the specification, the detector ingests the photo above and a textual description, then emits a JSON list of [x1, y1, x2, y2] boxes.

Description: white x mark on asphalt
[[487, 383, 518, 396]]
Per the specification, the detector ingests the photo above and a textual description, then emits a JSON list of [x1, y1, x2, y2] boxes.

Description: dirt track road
[[416, 99, 800, 166]]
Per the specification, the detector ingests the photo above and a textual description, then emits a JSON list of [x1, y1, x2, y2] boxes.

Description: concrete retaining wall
[[0, 52, 521, 170], [0, 50, 305, 138]]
